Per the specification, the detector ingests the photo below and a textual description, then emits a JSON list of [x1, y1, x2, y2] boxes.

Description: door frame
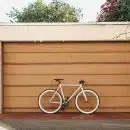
[[0, 41, 3, 114]]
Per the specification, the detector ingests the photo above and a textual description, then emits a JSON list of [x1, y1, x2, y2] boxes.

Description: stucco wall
[[0, 22, 130, 41]]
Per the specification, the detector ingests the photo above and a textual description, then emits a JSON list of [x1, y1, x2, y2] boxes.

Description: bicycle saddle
[[54, 79, 64, 84]]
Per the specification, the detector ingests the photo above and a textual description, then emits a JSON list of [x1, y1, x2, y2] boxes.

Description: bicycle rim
[[75, 89, 100, 114], [38, 89, 62, 114]]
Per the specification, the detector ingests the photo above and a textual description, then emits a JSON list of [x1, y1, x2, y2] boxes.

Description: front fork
[[81, 88, 88, 102]]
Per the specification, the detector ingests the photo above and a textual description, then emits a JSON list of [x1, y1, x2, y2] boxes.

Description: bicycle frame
[[50, 83, 87, 103]]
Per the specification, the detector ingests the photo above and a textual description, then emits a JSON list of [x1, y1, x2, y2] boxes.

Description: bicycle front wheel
[[75, 89, 100, 114], [38, 89, 62, 114]]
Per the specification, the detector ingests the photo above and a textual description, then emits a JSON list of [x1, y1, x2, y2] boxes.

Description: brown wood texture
[[4, 75, 129, 85], [3, 42, 130, 113], [3, 42, 130, 52], [4, 97, 130, 108], [4, 86, 130, 97], [4, 64, 129, 75], [4, 53, 129, 63], [4, 108, 130, 113]]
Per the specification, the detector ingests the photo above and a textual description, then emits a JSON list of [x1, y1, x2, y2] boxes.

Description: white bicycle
[[38, 79, 100, 114]]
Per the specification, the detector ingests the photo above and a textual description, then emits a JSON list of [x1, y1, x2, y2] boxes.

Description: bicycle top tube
[[61, 84, 81, 87]]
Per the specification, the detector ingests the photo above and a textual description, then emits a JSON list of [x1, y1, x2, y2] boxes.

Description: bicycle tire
[[38, 89, 62, 114], [75, 89, 100, 114]]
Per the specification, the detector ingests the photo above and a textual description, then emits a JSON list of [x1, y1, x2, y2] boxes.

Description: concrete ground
[[0, 121, 15, 130], [0, 113, 130, 130], [1, 119, 130, 130]]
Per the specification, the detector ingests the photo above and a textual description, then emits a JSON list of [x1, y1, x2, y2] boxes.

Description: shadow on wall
[[113, 24, 130, 40]]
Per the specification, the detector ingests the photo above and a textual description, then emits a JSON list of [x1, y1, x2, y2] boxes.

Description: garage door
[[3, 42, 130, 113]]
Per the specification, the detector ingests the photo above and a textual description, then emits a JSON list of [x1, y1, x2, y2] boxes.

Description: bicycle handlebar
[[79, 80, 85, 84]]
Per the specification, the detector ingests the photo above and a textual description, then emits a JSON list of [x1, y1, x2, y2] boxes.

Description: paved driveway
[[1, 119, 130, 130], [0, 113, 130, 130]]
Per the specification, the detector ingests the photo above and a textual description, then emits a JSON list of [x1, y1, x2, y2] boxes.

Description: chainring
[[61, 100, 69, 109]]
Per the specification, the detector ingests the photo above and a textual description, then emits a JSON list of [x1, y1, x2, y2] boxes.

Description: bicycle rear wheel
[[75, 89, 100, 114], [38, 89, 62, 114]]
